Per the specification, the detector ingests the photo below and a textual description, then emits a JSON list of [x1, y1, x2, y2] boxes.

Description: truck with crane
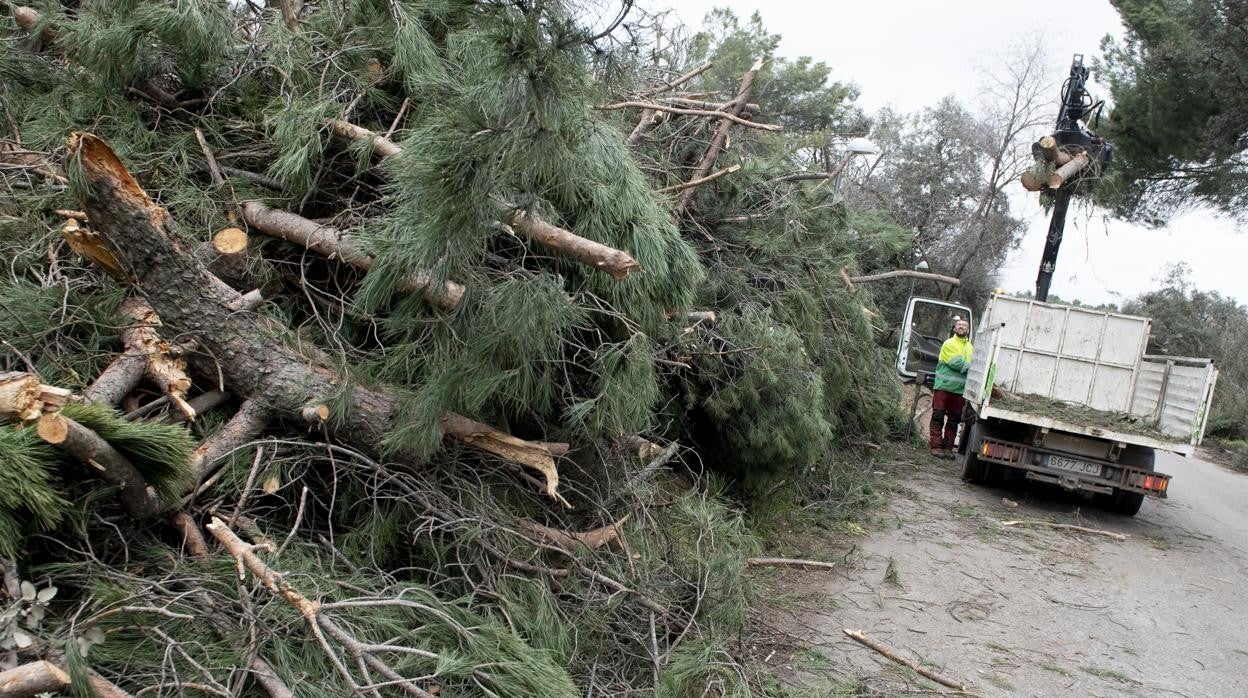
[[896, 55, 1218, 516]]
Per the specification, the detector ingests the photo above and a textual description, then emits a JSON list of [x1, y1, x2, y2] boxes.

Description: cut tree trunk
[[1020, 170, 1045, 192], [68, 132, 566, 502], [0, 372, 71, 423], [36, 413, 163, 519], [1048, 151, 1091, 189], [326, 120, 641, 280], [1038, 135, 1074, 166], [239, 201, 465, 310]]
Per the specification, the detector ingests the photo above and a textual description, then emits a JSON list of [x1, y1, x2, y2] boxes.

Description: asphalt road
[[778, 448, 1248, 697]]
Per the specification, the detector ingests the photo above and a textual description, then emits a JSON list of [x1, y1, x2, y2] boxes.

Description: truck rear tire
[[1106, 448, 1155, 516], [960, 422, 986, 482]]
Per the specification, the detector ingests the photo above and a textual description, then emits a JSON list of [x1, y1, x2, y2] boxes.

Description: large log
[[1048, 151, 1091, 189], [67, 133, 565, 502], [36, 413, 163, 519], [327, 120, 641, 280], [239, 201, 465, 311]]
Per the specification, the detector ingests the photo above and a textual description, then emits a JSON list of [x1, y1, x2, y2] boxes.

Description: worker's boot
[[930, 447, 946, 458]]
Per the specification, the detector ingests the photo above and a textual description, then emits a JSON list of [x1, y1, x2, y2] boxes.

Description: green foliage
[[0, 428, 70, 557], [1098, 0, 1248, 221], [59, 403, 195, 502], [1232, 445, 1248, 473]]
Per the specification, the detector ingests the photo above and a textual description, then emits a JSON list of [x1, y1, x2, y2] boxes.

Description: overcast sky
[[649, 0, 1245, 306]]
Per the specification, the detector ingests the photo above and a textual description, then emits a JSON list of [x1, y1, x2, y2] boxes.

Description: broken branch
[[999, 520, 1127, 541], [842, 629, 978, 694]]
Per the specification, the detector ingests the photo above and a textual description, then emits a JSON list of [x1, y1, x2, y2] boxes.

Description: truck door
[[896, 297, 974, 380]]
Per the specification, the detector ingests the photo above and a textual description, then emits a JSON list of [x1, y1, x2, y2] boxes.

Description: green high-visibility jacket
[[933, 334, 973, 394]]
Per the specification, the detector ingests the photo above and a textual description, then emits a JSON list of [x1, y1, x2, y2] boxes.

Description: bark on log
[[82, 299, 151, 407], [0, 372, 70, 423], [190, 399, 271, 478], [674, 59, 766, 215], [325, 120, 641, 281], [0, 660, 70, 696], [68, 133, 566, 502], [170, 510, 209, 557], [250, 657, 295, 698], [36, 413, 163, 519], [1048, 151, 1091, 189], [507, 208, 642, 280], [167, 390, 232, 424], [239, 201, 464, 311], [1020, 169, 1045, 192]]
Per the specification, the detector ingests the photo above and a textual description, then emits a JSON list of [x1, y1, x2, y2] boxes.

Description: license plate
[[1049, 455, 1102, 477]]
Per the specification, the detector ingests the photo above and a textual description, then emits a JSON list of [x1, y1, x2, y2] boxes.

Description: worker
[[930, 318, 972, 458]]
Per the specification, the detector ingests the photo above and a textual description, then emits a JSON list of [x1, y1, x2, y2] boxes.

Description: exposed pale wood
[[657, 164, 740, 193], [37, 413, 164, 519], [301, 403, 329, 425], [1048, 151, 1091, 189], [598, 102, 778, 131], [118, 299, 196, 421], [507, 208, 642, 280], [0, 372, 43, 423], [439, 412, 570, 507], [167, 390, 232, 424], [686, 310, 717, 325], [240, 201, 464, 310], [325, 118, 402, 158], [999, 520, 1127, 541], [842, 629, 977, 694], [227, 288, 265, 311], [1038, 135, 1073, 165], [746, 557, 839, 571], [675, 59, 766, 215], [845, 269, 961, 287], [0, 660, 70, 696], [1020, 169, 1045, 192], [617, 434, 663, 459], [60, 217, 126, 279]]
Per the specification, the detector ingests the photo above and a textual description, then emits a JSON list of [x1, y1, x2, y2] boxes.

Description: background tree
[[1097, 0, 1248, 222], [847, 41, 1053, 319]]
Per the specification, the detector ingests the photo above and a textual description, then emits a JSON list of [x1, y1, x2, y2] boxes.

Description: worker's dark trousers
[[930, 389, 965, 449]]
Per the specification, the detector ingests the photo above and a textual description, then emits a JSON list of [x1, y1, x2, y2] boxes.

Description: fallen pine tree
[[0, 1, 914, 695]]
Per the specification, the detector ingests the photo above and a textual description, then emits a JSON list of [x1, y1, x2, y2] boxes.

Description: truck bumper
[[976, 437, 1170, 498]]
